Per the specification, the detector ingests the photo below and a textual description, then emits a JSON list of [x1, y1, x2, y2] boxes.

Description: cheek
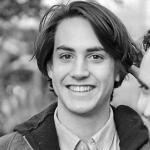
[[91, 63, 115, 82], [50, 72, 62, 96], [137, 93, 150, 114], [51, 63, 71, 84]]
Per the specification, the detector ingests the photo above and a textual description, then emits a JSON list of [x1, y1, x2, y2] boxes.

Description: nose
[[137, 93, 150, 116], [70, 59, 90, 80]]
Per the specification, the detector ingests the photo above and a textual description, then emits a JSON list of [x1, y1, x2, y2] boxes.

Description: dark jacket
[[0, 102, 149, 150]]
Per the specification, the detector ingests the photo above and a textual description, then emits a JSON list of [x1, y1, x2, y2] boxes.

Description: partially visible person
[[143, 30, 150, 52], [136, 30, 150, 133], [129, 30, 150, 78], [0, 1, 149, 150], [128, 29, 150, 136]]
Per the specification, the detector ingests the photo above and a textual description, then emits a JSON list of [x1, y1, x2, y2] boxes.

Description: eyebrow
[[56, 46, 75, 52], [86, 47, 105, 53], [56, 45, 105, 52], [137, 78, 149, 90]]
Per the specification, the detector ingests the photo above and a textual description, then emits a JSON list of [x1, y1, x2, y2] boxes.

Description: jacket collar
[[113, 105, 149, 150], [15, 102, 60, 150]]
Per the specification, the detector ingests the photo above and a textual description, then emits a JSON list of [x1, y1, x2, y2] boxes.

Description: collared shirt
[[54, 107, 120, 150]]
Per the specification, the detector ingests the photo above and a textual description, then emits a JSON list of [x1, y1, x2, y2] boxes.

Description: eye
[[88, 54, 104, 62], [59, 53, 73, 62]]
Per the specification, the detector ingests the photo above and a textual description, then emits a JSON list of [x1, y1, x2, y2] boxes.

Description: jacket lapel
[[113, 105, 149, 150], [15, 102, 60, 150]]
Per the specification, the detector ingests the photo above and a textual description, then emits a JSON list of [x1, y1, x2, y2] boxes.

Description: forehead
[[139, 49, 150, 84], [54, 17, 103, 50]]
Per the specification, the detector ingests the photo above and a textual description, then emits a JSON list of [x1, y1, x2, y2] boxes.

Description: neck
[[57, 102, 110, 141]]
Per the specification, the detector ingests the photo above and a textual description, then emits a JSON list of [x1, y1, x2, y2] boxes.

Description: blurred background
[[0, 0, 150, 136]]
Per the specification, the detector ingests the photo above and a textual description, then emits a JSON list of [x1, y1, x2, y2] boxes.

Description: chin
[[66, 99, 100, 115]]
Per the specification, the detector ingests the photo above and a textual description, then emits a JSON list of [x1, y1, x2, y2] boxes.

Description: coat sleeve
[[0, 132, 17, 150], [0, 132, 31, 150]]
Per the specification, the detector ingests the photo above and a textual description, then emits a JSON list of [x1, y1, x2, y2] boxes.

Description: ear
[[48, 69, 53, 79], [115, 73, 120, 82], [114, 61, 120, 82], [47, 63, 53, 79]]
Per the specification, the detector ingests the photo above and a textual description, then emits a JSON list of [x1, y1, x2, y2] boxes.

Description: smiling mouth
[[66, 85, 95, 92]]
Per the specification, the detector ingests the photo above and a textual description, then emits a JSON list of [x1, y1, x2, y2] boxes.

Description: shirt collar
[[90, 107, 118, 149], [54, 108, 80, 150], [54, 107, 119, 150]]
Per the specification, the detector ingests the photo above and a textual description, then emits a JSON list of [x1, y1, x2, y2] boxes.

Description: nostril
[[70, 60, 90, 79], [70, 73, 90, 80], [70, 69, 90, 80]]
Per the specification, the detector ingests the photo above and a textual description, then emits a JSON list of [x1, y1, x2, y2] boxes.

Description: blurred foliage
[[0, 0, 57, 135], [0, 0, 43, 20]]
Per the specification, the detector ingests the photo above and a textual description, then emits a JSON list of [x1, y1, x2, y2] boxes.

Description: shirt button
[[90, 139, 95, 144], [89, 139, 98, 150]]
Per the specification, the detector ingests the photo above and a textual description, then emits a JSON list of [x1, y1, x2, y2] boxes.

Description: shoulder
[[113, 105, 149, 149], [0, 132, 18, 150], [0, 132, 31, 150], [112, 105, 144, 128]]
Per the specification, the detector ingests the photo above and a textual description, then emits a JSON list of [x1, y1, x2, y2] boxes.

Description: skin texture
[[137, 48, 150, 132], [138, 48, 150, 116], [48, 17, 119, 139]]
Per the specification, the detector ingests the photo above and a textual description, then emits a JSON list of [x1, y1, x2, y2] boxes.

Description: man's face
[[137, 48, 150, 116], [48, 17, 119, 115]]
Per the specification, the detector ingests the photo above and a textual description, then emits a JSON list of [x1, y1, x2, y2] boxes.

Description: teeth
[[68, 85, 93, 92]]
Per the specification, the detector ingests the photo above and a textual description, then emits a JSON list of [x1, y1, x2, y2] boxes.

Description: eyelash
[[58, 53, 104, 62], [59, 53, 73, 61], [88, 54, 104, 62]]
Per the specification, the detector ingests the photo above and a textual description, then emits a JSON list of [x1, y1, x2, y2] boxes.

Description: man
[[136, 30, 150, 134], [0, 1, 149, 150], [137, 47, 150, 133], [129, 29, 150, 139]]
